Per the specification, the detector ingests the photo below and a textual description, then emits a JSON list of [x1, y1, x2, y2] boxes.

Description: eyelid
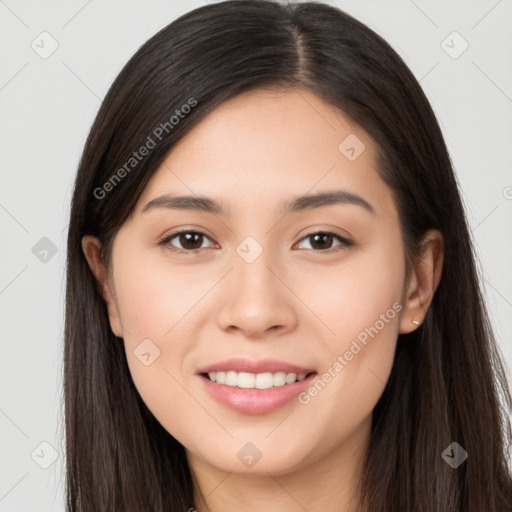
[[294, 231, 353, 252], [158, 228, 217, 253], [158, 228, 354, 254]]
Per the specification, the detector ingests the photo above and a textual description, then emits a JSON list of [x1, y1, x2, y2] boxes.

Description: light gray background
[[1, 0, 511, 510]]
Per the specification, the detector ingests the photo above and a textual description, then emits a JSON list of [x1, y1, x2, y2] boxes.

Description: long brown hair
[[63, 1, 512, 510]]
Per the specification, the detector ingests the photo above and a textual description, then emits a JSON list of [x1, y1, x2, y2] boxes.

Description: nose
[[215, 250, 298, 339]]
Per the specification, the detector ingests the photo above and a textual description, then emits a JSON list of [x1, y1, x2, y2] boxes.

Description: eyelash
[[158, 229, 354, 255]]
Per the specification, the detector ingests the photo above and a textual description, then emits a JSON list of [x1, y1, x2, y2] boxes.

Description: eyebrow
[[141, 190, 376, 217]]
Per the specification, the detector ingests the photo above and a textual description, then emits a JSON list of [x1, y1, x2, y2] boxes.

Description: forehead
[[135, 87, 394, 219]]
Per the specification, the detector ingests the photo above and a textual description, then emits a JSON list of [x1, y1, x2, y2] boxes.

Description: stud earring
[[412, 319, 420, 325]]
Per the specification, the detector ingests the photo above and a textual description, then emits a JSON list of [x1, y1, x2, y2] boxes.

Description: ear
[[81, 235, 124, 338], [399, 229, 445, 334]]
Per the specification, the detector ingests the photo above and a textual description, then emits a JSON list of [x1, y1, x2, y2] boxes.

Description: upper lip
[[196, 358, 316, 375]]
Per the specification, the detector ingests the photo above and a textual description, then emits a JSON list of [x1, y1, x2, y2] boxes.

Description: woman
[[64, 1, 512, 510]]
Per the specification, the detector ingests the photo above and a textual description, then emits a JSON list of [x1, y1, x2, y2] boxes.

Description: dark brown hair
[[63, 1, 512, 510]]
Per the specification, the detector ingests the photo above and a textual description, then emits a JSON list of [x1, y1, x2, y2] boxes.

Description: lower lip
[[198, 373, 317, 414]]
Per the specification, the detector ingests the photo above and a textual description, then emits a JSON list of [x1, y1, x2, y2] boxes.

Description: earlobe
[[81, 235, 124, 338], [399, 229, 445, 334]]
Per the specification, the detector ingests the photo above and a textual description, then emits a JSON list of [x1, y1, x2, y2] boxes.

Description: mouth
[[196, 358, 318, 413], [197, 362, 318, 414], [200, 370, 317, 389]]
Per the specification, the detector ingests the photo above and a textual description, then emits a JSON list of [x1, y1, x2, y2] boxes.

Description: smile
[[199, 371, 318, 414], [205, 370, 313, 389]]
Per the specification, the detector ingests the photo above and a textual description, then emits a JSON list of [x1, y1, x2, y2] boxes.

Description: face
[[83, 87, 432, 478]]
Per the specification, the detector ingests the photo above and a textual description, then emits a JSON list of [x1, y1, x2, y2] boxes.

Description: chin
[[192, 441, 313, 477]]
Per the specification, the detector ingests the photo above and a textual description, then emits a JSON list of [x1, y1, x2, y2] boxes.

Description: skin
[[82, 87, 444, 512]]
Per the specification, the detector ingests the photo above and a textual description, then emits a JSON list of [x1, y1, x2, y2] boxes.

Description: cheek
[[110, 252, 180, 405], [293, 240, 404, 346], [292, 244, 403, 421], [113, 250, 205, 341], [111, 252, 217, 439]]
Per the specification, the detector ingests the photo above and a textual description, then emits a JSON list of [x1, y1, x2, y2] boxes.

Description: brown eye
[[309, 233, 335, 250], [176, 232, 204, 250], [296, 231, 353, 253], [159, 229, 353, 255], [159, 230, 215, 254]]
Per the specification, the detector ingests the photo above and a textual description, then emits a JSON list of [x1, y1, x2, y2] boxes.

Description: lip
[[196, 357, 316, 375], [196, 358, 318, 415], [199, 372, 317, 414]]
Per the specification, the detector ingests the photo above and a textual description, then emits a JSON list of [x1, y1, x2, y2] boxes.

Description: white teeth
[[273, 371, 286, 386], [255, 372, 274, 389], [206, 370, 311, 389], [225, 371, 237, 386], [237, 372, 255, 389], [285, 372, 297, 384]]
